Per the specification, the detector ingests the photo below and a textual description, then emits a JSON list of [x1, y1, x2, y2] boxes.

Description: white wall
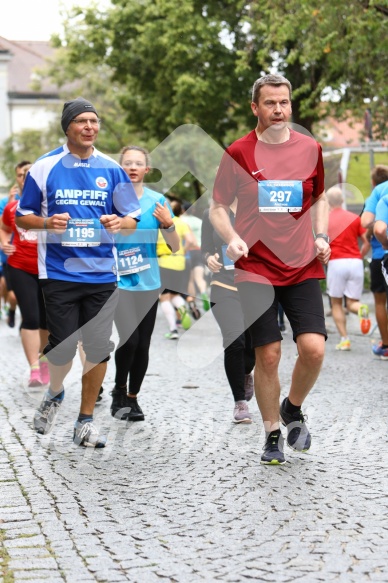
[[9, 100, 58, 134]]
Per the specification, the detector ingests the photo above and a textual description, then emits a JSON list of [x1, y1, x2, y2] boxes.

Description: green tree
[[4, 0, 387, 195], [55, 0, 387, 142], [243, 0, 388, 137], [52, 0, 253, 149], [0, 128, 61, 184]]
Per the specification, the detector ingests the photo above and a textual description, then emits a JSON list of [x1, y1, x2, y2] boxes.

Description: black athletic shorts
[[8, 265, 46, 330], [237, 278, 327, 347], [40, 279, 118, 366], [187, 249, 203, 269], [370, 258, 387, 294], [159, 266, 189, 296], [2, 262, 13, 292]]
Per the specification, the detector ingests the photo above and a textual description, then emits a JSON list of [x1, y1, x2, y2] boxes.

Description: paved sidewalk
[[0, 292, 387, 582]]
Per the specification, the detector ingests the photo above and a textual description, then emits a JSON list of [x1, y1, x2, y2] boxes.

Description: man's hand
[[207, 253, 222, 273], [314, 238, 331, 265], [46, 213, 71, 234], [100, 214, 122, 234], [8, 185, 19, 202], [226, 236, 249, 262], [1, 241, 16, 256]]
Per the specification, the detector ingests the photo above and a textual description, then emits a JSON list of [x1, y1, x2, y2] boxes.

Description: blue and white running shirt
[[16, 144, 141, 283]]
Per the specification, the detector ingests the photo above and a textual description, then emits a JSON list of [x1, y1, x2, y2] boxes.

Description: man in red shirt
[[210, 74, 331, 465], [326, 187, 370, 350]]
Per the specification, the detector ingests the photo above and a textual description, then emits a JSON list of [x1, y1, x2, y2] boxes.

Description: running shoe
[[7, 309, 16, 328], [39, 360, 50, 385], [188, 300, 201, 320], [260, 431, 285, 465], [244, 373, 254, 402], [126, 397, 145, 421], [177, 306, 191, 330], [279, 398, 311, 452], [110, 387, 129, 419], [372, 342, 388, 360], [358, 304, 371, 335], [233, 401, 252, 423], [335, 339, 351, 351], [28, 367, 43, 388], [165, 330, 179, 340], [73, 420, 107, 448], [201, 292, 210, 312], [33, 389, 64, 435]]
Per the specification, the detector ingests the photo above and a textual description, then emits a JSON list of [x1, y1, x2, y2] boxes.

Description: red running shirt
[[212, 129, 325, 286], [328, 207, 365, 260], [2, 200, 38, 274]]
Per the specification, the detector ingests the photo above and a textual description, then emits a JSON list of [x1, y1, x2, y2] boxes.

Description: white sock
[[171, 295, 185, 310], [160, 301, 177, 331]]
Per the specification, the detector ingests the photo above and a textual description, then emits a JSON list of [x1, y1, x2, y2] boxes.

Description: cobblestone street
[[1, 292, 387, 582]]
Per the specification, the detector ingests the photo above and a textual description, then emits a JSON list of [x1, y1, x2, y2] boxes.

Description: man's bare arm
[[361, 210, 375, 229], [311, 191, 331, 265], [209, 201, 248, 261], [374, 220, 388, 248], [16, 213, 70, 231]]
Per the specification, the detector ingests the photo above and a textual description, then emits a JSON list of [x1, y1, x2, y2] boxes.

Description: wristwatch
[[162, 223, 176, 232], [315, 233, 330, 244]]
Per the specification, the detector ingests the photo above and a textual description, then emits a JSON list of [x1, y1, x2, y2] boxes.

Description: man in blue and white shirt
[[16, 97, 141, 447]]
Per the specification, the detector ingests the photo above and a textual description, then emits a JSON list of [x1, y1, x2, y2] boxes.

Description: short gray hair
[[251, 74, 292, 104], [326, 186, 344, 208]]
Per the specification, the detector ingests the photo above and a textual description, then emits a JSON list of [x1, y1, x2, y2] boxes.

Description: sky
[[0, 0, 110, 41]]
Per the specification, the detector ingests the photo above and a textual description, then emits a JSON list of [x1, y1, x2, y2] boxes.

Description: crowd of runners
[[0, 75, 387, 465]]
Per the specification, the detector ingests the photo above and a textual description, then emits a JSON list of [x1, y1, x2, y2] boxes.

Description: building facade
[[0, 36, 60, 191]]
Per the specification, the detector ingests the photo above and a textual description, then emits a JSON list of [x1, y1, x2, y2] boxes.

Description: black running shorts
[[40, 279, 118, 365], [237, 278, 327, 347]]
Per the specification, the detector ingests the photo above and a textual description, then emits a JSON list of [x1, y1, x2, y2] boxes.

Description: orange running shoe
[[358, 304, 371, 335]]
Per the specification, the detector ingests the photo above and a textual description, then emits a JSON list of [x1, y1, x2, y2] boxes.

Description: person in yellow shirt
[[157, 198, 197, 339]]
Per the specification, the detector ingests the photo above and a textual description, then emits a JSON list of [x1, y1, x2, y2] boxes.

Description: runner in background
[[181, 202, 210, 317], [361, 165, 388, 359], [157, 198, 196, 339], [202, 200, 255, 423], [326, 186, 370, 351], [0, 163, 50, 387], [0, 161, 30, 326]]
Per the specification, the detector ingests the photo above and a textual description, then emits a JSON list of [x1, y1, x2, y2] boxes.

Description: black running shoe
[[96, 386, 104, 404], [188, 300, 201, 320], [126, 396, 145, 421], [110, 387, 129, 419], [7, 309, 16, 328], [279, 398, 311, 452], [260, 430, 285, 465]]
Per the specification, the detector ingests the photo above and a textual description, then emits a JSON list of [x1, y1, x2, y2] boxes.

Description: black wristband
[[315, 233, 330, 244], [162, 223, 175, 232]]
